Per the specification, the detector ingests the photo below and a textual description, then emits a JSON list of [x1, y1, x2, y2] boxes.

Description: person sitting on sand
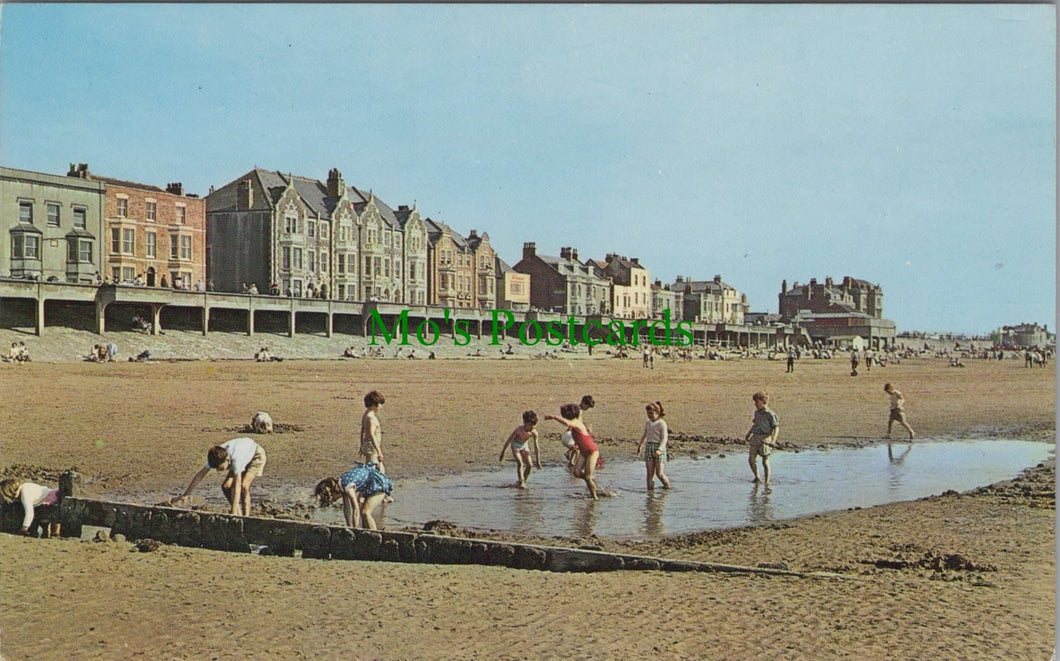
[[745, 391, 779, 485], [0, 477, 62, 537], [498, 410, 542, 488], [545, 403, 600, 500], [171, 437, 267, 516], [314, 462, 393, 530]]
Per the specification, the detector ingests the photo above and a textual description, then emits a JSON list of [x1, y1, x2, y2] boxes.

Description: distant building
[[69, 164, 206, 289], [587, 254, 650, 319], [650, 280, 683, 321], [495, 257, 530, 311], [991, 323, 1054, 348], [514, 243, 610, 315], [778, 276, 895, 347], [1, 165, 105, 283], [205, 167, 427, 302], [674, 274, 749, 324]]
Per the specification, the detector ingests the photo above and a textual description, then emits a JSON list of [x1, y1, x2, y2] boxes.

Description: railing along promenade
[[0, 278, 793, 348]]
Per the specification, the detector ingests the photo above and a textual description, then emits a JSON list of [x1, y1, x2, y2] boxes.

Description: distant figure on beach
[[883, 383, 915, 440], [545, 403, 600, 500], [850, 349, 860, 376], [864, 348, 874, 372], [0, 478, 61, 537], [786, 349, 795, 373], [359, 390, 386, 473], [314, 462, 394, 530], [251, 411, 274, 434], [642, 345, 651, 368], [498, 410, 542, 488], [172, 437, 267, 516], [106, 342, 118, 362], [636, 401, 671, 491], [745, 391, 779, 485]]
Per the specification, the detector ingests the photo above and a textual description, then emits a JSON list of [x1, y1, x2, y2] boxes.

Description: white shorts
[[560, 431, 576, 450]]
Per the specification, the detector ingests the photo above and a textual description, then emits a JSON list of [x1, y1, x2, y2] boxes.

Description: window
[[307, 221, 315, 239], [111, 228, 121, 254], [47, 203, 60, 227], [117, 198, 128, 218], [384, 259, 390, 278], [338, 254, 345, 274], [170, 237, 179, 260], [11, 234, 39, 258], [146, 232, 156, 258], [180, 235, 191, 260], [176, 206, 186, 224], [73, 207, 86, 229], [123, 267, 136, 282], [123, 228, 135, 254], [308, 250, 316, 272], [293, 247, 302, 270], [282, 247, 291, 270], [365, 255, 372, 276], [285, 213, 297, 234], [19, 201, 33, 224], [146, 201, 157, 221], [348, 254, 356, 274], [374, 257, 381, 278], [321, 251, 328, 273], [68, 240, 78, 262], [112, 268, 121, 282], [320, 223, 328, 239], [338, 284, 346, 299], [79, 240, 92, 263]]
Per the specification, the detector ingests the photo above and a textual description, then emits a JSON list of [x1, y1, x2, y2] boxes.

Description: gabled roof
[[496, 256, 515, 274], [424, 218, 469, 249]]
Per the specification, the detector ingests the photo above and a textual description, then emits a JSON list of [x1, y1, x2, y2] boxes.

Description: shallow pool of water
[[155, 439, 1053, 540]]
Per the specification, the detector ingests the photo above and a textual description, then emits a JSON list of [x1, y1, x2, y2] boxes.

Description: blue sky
[[0, 4, 1054, 334]]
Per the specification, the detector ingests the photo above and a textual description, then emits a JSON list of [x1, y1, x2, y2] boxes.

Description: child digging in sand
[[545, 403, 600, 500], [0, 478, 61, 537], [314, 462, 393, 530], [498, 410, 542, 488], [636, 401, 672, 491], [172, 437, 266, 516]]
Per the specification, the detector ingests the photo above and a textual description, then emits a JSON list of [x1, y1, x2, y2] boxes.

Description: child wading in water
[[499, 410, 542, 488], [546, 403, 600, 500], [560, 395, 595, 467], [636, 401, 672, 490], [745, 391, 780, 485]]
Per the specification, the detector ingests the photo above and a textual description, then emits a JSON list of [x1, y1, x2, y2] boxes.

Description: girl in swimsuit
[[545, 403, 600, 500], [498, 410, 541, 488]]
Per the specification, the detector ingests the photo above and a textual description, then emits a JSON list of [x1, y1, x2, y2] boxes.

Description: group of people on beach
[[170, 390, 395, 530]]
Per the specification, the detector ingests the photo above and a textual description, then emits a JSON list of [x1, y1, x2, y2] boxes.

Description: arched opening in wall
[[159, 305, 203, 332], [145, 268, 156, 288], [104, 303, 155, 333], [207, 307, 249, 334], [253, 310, 290, 336], [332, 312, 361, 336], [294, 311, 328, 336], [0, 297, 36, 331]]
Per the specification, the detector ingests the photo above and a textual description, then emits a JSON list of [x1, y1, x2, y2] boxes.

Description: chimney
[[166, 182, 184, 196], [781, 279, 787, 293], [714, 274, 722, 283], [469, 229, 478, 238], [810, 278, 817, 286], [522, 242, 536, 259], [67, 163, 90, 179], [398, 205, 409, 212], [326, 168, 345, 198], [571, 248, 579, 261], [237, 179, 254, 210], [825, 277, 833, 287], [560, 247, 572, 260], [676, 276, 684, 283], [631, 257, 639, 265]]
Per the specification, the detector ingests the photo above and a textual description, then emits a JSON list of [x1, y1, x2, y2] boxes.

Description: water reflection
[[747, 483, 774, 525], [640, 491, 668, 537], [572, 498, 599, 538]]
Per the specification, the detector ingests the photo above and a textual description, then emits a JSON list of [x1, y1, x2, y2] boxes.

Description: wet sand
[[0, 352, 1054, 658]]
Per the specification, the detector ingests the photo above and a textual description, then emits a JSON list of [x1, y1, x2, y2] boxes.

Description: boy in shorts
[[745, 391, 779, 485], [884, 383, 916, 440], [172, 437, 267, 516], [360, 390, 386, 472]]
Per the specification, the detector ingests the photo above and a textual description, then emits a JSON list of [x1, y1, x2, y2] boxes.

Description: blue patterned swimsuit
[[340, 462, 394, 497]]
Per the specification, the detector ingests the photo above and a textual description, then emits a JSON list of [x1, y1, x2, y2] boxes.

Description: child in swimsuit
[[561, 395, 596, 467], [635, 401, 672, 490], [314, 462, 394, 530], [545, 403, 600, 500], [499, 410, 541, 488]]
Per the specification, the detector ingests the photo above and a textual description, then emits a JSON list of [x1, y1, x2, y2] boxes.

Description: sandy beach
[[0, 333, 1054, 659]]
